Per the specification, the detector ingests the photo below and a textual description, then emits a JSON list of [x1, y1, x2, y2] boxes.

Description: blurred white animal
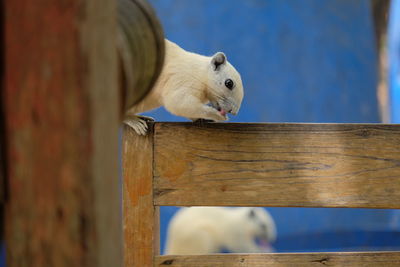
[[165, 207, 276, 255]]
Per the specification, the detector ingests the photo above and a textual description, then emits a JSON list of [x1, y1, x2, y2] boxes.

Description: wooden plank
[[154, 123, 400, 208], [155, 252, 400, 267], [0, 0, 5, 242], [123, 125, 159, 267], [4, 0, 121, 266]]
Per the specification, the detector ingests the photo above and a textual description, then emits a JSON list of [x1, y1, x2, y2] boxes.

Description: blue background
[[2, 1, 400, 266], [148, 0, 379, 123], [389, 0, 400, 123], [147, 0, 400, 254]]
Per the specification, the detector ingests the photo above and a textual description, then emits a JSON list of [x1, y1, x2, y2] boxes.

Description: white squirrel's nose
[[230, 104, 240, 115], [229, 104, 240, 115], [225, 99, 240, 115]]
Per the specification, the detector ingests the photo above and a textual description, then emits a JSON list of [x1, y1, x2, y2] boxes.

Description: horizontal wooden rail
[[153, 123, 400, 208], [155, 252, 400, 266]]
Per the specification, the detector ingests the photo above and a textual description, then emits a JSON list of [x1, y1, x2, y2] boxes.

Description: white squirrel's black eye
[[225, 79, 234, 90]]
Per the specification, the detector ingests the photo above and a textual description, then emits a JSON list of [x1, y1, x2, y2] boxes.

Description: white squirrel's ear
[[211, 52, 227, 71], [248, 209, 256, 219]]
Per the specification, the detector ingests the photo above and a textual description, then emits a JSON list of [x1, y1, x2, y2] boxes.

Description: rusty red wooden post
[[0, 0, 5, 246], [4, 0, 121, 266]]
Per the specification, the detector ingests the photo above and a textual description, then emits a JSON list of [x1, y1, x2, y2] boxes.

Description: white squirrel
[[124, 39, 244, 135], [165, 207, 277, 255]]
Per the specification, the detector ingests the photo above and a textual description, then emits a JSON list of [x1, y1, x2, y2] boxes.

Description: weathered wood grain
[[4, 0, 121, 266], [154, 123, 400, 208], [123, 125, 159, 267], [0, 0, 5, 241], [117, 0, 165, 110], [155, 252, 400, 267]]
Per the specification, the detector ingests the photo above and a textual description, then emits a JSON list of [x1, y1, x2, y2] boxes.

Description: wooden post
[[4, 0, 121, 266], [0, 0, 5, 245], [123, 124, 159, 267]]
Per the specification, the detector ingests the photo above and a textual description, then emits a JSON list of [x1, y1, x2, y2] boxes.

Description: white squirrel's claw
[[137, 115, 154, 122], [123, 116, 149, 135]]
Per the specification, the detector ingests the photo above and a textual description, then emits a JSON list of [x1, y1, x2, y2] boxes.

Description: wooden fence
[[123, 122, 400, 266]]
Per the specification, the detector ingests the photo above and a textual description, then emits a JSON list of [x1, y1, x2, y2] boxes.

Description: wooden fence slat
[[4, 0, 121, 265], [0, 0, 5, 243], [123, 125, 159, 267], [154, 123, 400, 208], [155, 252, 400, 267]]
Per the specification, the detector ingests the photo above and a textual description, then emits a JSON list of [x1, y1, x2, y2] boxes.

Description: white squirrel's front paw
[[123, 116, 149, 135], [211, 110, 228, 122], [203, 105, 228, 122]]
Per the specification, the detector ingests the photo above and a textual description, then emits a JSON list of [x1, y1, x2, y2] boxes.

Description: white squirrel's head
[[241, 207, 277, 249], [206, 52, 244, 118]]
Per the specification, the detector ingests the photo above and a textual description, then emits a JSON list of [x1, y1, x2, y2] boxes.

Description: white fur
[[165, 207, 276, 255], [125, 39, 244, 135]]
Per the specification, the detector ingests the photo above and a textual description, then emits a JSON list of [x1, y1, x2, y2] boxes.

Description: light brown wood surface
[[123, 125, 159, 267], [154, 123, 400, 208], [155, 252, 400, 267]]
